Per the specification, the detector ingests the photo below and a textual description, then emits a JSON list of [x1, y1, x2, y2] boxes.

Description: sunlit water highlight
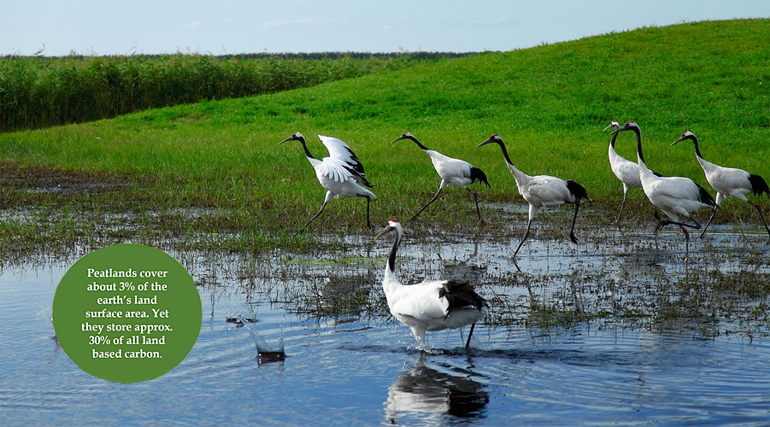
[[0, 227, 768, 426]]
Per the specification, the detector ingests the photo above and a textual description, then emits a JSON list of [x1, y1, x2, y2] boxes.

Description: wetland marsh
[[0, 19, 768, 426], [1, 201, 768, 425]]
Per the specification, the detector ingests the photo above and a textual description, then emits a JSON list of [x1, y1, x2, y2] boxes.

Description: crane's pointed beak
[[609, 127, 621, 136], [670, 136, 685, 147], [476, 138, 494, 148], [603, 124, 619, 132], [279, 135, 296, 145], [374, 225, 395, 241], [390, 135, 406, 144]]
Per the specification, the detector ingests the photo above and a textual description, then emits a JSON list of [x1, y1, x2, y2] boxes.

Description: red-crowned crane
[[605, 120, 643, 222], [391, 132, 489, 223], [671, 131, 770, 238], [611, 122, 717, 253], [605, 120, 665, 223], [476, 134, 590, 263], [375, 218, 487, 350], [280, 132, 376, 231]]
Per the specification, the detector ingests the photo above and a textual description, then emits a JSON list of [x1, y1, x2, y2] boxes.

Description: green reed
[[0, 53, 456, 132]]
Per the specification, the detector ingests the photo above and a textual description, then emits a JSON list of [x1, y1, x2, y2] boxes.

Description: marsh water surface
[[1, 226, 768, 426]]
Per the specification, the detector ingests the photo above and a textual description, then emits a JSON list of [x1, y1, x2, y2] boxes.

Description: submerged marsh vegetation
[[177, 222, 769, 344]]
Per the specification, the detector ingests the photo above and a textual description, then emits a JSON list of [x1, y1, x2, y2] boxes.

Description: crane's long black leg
[[365, 196, 374, 231], [301, 196, 331, 231], [657, 218, 703, 232], [467, 188, 483, 222], [301, 203, 327, 231], [699, 206, 718, 239], [513, 219, 532, 260], [750, 202, 770, 239], [658, 219, 701, 258], [465, 323, 476, 349], [569, 200, 581, 244], [616, 191, 628, 224], [681, 225, 690, 258], [409, 186, 444, 223], [299, 202, 327, 231]]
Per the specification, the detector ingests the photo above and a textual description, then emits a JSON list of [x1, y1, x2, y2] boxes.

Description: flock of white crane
[[280, 123, 769, 349]]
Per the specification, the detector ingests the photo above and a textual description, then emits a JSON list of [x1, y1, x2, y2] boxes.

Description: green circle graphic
[[53, 244, 202, 383]]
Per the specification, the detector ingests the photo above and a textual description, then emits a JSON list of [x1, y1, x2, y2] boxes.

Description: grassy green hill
[[0, 19, 768, 251]]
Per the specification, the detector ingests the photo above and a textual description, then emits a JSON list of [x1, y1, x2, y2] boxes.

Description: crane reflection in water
[[385, 354, 489, 425]]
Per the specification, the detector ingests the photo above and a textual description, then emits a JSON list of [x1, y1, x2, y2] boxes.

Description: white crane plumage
[[476, 134, 590, 263], [671, 131, 770, 238], [611, 122, 717, 250], [391, 132, 490, 222], [605, 120, 644, 222], [280, 132, 376, 231], [604, 120, 664, 223], [375, 218, 487, 349]]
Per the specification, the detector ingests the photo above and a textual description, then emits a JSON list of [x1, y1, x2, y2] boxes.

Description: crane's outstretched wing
[[318, 135, 373, 187], [317, 158, 359, 184]]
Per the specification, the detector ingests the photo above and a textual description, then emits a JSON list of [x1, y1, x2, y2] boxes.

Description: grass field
[[0, 19, 768, 254]]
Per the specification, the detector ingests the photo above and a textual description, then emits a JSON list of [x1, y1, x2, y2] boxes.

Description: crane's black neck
[[297, 136, 316, 160], [630, 126, 646, 164], [494, 140, 515, 167], [688, 135, 703, 159], [387, 230, 400, 273], [406, 135, 430, 151], [610, 131, 619, 149]]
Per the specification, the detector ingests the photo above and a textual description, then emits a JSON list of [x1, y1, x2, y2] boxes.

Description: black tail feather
[[696, 183, 717, 207], [439, 280, 487, 318], [749, 174, 770, 197], [470, 166, 490, 188], [566, 180, 590, 203]]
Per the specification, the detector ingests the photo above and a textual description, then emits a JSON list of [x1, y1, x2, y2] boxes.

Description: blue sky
[[1, 0, 768, 56]]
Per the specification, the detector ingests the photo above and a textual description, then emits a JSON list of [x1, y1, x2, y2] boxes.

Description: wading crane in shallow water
[[391, 132, 489, 223], [671, 130, 770, 238], [375, 218, 487, 350], [604, 120, 664, 224], [280, 132, 376, 231], [476, 134, 590, 266], [611, 122, 717, 256]]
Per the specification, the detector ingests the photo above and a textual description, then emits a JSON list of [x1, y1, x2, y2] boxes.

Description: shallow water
[[1, 227, 768, 426]]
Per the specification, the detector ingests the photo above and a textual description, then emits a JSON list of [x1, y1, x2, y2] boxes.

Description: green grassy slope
[[1, 19, 768, 237]]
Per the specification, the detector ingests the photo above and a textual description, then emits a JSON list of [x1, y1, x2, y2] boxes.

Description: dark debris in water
[[226, 317, 258, 327], [258, 350, 286, 363]]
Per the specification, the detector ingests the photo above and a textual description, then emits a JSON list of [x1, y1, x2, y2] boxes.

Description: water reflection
[[385, 354, 488, 425]]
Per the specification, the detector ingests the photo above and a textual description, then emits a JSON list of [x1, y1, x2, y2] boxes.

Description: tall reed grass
[[0, 53, 456, 132]]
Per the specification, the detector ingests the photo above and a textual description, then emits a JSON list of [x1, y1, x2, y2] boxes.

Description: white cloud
[[260, 17, 350, 30], [185, 20, 206, 29]]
